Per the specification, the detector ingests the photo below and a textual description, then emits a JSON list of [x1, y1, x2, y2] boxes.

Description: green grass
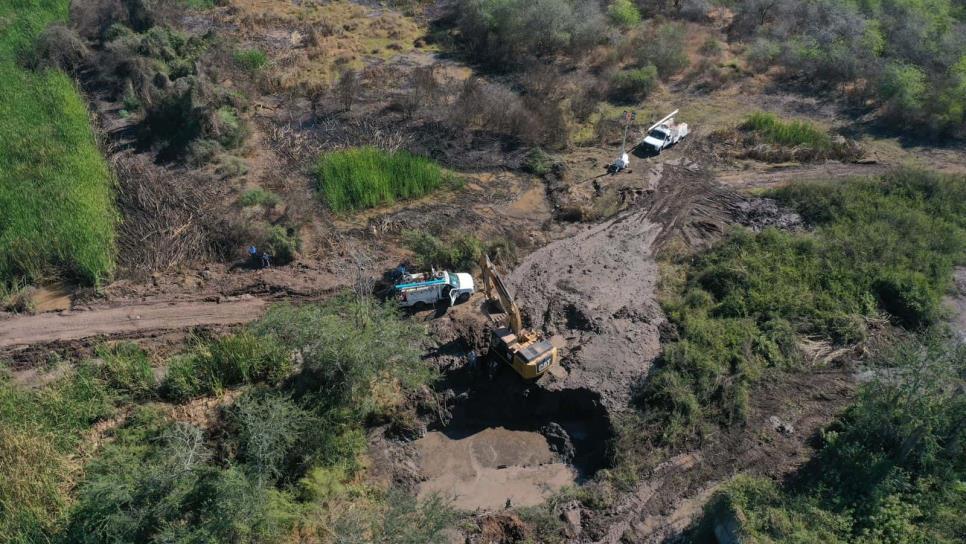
[[637, 169, 966, 445], [0, 364, 117, 541], [0, 0, 117, 286], [233, 47, 268, 71], [314, 147, 453, 212], [740, 111, 833, 150]]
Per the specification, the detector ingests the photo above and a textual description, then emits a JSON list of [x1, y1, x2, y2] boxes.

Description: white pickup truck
[[395, 271, 475, 308], [641, 110, 688, 153]]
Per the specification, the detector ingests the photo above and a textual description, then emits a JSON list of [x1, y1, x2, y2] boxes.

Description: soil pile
[[508, 160, 799, 409]]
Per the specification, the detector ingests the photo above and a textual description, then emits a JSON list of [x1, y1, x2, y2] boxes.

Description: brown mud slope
[[509, 159, 798, 409], [585, 369, 857, 543], [0, 297, 265, 356]]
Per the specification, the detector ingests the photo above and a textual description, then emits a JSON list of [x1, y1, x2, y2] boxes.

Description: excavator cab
[[479, 255, 560, 380]]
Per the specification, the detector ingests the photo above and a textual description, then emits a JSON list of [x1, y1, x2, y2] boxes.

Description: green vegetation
[[695, 336, 966, 543], [234, 47, 268, 71], [403, 230, 518, 271], [740, 112, 833, 150], [638, 169, 966, 444], [611, 65, 658, 101], [607, 0, 641, 26], [0, 360, 119, 541], [2, 297, 453, 543], [455, 0, 606, 68], [523, 147, 554, 176], [732, 0, 966, 135], [634, 22, 689, 80], [239, 187, 281, 208], [0, 0, 116, 286], [314, 147, 454, 212], [161, 331, 292, 402]]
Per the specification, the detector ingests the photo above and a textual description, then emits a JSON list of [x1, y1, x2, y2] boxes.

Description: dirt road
[[0, 297, 266, 350]]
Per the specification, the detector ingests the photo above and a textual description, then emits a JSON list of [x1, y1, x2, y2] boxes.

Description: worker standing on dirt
[[248, 246, 259, 268], [261, 251, 272, 269]]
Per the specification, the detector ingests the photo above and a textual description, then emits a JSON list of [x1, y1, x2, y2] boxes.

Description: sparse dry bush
[[27, 24, 90, 72], [449, 77, 570, 148], [334, 68, 360, 112]]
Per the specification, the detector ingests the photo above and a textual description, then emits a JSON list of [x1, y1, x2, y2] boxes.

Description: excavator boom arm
[[479, 255, 523, 335]]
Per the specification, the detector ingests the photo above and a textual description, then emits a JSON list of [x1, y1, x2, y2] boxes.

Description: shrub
[[252, 298, 434, 417], [233, 47, 267, 71], [455, 0, 606, 68], [314, 147, 452, 212], [635, 22, 689, 80], [402, 230, 517, 271], [879, 62, 927, 121], [693, 337, 966, 543], [229, 392, 312, 485], [608, 0, 641, 26], [265, 225, 300, 265], [239, 187, 280, 207], [611, 65, 658, 101], [524, 147, 554, 176]]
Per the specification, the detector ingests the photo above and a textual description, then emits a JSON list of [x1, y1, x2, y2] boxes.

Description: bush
[[252, 298, 434, 417], [265, 225, 300, 265], [314, 147, 452, 212], [161, 332, 291, 402], [879, 62, 927, 122], [233, 47, 267, 71], [403, 230, 518, 271], [239, 188, 281, 208], [608, 0, 641, 26], [635, 22, 689, 80], [455, 0, 606, 68], [524, 147, 554, 176], [611, 65, 658, 101]]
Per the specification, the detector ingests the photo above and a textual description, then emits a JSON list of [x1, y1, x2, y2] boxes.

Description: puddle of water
[[415, 427, 575, 511], [505, 184, 550, 220], [31, 282, 72, 313]]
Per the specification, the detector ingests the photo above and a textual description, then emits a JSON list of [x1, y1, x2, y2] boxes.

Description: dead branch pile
[[113, 153, 237, 277]]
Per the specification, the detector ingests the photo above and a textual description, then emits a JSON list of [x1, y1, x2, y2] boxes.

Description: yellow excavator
[[479, 254, 559, 379]]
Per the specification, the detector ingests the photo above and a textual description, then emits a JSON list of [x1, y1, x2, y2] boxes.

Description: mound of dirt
[[508, 160, 800, 410]]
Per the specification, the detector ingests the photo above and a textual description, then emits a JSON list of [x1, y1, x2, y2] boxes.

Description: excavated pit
[[410, 160, 801, 511], [412, 364, 613, 511]]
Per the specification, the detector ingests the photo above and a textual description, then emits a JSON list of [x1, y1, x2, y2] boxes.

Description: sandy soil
[[0, 297, 266, 350], [414, 427, 575, 510]]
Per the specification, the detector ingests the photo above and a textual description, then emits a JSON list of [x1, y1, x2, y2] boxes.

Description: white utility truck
[[395, 270, 475, 308], [641, 109, 688, 153]]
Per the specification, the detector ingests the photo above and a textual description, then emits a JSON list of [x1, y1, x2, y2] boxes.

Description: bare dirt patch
[[0, 297, 266, 351]]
